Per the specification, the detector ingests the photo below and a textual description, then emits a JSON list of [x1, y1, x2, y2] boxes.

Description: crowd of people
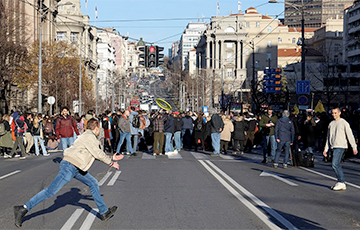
[[1, 106, 359, 164]]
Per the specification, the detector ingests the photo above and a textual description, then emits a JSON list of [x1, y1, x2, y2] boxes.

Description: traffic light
[[139, 46, 148, 67], [156, 46, 164, 67], [148, 46, 156, 68]]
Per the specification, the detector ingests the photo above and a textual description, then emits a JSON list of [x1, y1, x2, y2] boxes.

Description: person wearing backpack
[[129, 106, 140, 156], [0, 114, 13, 158], [10, 112, 27, 159]]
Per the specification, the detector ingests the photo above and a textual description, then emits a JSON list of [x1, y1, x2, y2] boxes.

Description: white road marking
[[107, 171, 121, 186], [142, 153, 156, 159], [79, 208, 99, 230], [190, 151, 209, 160], [0, 170, 21, 180], [198, 160, 282, 230], [203, 160, 299, 230], [60, 209, 84, 230], [299, 166, 360, 190], [168, 153, 182, 159], [98, 171, 112, 187], [219, 154, 237, 160], [260, 171, 299, 186]]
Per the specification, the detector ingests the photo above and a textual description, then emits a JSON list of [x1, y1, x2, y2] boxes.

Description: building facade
[[285, 0, 353, 28], [343, 0, 360, 68], [180, 22, 207, 70]]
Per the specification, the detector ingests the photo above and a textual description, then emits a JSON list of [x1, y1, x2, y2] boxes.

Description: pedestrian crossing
[[122, 151, 245, 160]]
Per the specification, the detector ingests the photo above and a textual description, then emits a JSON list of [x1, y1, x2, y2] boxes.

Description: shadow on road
[[260, 206, 326, 229], [23, 188, 98, 223]]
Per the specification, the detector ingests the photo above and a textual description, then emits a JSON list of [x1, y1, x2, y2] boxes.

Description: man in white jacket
[[323, 108, 358, 191]]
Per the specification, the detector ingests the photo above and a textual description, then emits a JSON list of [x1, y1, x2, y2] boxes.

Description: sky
[[80, 0, 284, 53]]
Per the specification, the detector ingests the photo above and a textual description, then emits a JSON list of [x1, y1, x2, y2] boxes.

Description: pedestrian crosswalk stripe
[[142, 153, 156, 159], [98, 171, 112, 186], [60, 208, 83, 230], [219, 154, 236, 160], [79, 208, 98, 230], [107, 171, 121, 186], [190, 152, 209, 160], [167, 153, 182, 159]]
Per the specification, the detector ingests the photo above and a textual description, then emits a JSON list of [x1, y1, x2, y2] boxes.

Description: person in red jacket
[[56, 106, 80, 151]]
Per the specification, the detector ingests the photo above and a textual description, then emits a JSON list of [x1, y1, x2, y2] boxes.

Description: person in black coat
[[301, 114, 316, 153], [232, 115, 246, 155], [193, 114, 205, 151]]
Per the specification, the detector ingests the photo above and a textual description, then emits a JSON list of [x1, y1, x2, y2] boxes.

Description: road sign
[[47, 96, 55, 105], [298, 95, 308, 105], [296, 80, 310, 94]]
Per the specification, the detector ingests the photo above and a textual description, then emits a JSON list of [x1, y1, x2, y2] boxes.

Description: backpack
[[132, 114, 141, 128], [0, 123, 6, 136], [102, 119, 109, 130]]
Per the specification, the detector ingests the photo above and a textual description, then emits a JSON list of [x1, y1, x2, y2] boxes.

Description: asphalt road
[[1, 149, 360, 230]]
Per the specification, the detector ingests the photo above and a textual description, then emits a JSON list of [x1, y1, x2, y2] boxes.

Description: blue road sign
[[296, 80, 310, 94]]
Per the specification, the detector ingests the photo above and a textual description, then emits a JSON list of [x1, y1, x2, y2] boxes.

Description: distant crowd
[[1, 106, 359, 166]]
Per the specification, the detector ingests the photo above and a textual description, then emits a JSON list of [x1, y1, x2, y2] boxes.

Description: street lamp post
[[269, 0, 305, 80]]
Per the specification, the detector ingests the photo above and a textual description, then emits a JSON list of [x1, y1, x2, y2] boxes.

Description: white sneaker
[[173, 150, 178, 154], [4, 154, 11, 158], [165, 152, 171, 156], [332, 182, 346, 191], [19, 156, 26, 160], [153, 153, 156, 156], [14, 154, 21, 158], [43, 153, 50, 156]]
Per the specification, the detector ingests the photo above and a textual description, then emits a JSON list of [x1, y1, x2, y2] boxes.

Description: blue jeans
[[25, 160, 108, 214], [60, 137, 75, 151], [275, 141, 291, 165], [33, 136, 47, 156], [174, 131, 181, 151], [116, 132, 133, 154], [164, 132, 174, 152], [266, 135, 277, 160], [332, 148, 345, 182], [132, 134, 138, 152], [211, 133, 221, 154]]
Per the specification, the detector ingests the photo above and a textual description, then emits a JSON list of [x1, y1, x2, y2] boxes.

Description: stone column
[[220, 40, 225, 69], [206, 41, 210, 68], [215, 39, 219, 70]]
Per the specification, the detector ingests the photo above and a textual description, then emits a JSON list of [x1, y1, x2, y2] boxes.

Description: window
[[292, 38, 296, 43], [278, 37, 282, 43], [57, 32, 66, 41], [227, 69, 233, 77], [256, 22, 260, 27], [255, 46, 260, 53], [245, 48, 249, 55], [267, 26, 272, 33], [246, 22, 250, 27], [226, 43, 233, 48], [70, 32, 78, 42], [267, 41, 271, 47], [255, 60, 259, 68]]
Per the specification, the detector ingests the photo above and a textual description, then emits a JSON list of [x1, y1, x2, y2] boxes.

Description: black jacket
[[210, 114, 224, 133], [164, 115, 175, 133], [174, 117, 183, 132], [233, 121, 246, 140]]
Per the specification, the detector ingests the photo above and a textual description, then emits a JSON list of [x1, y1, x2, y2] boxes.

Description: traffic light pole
[[38, 1, 43, 113], [301, 8, 305, 80]]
